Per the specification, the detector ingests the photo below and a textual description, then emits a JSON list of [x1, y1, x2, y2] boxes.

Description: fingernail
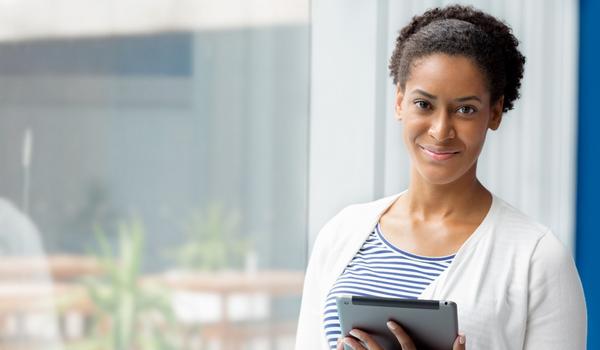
[[343, 338, 354, 348], [387, 321, 397, 330], [349, 330, 359, 338], [459, 334, 466, 345]]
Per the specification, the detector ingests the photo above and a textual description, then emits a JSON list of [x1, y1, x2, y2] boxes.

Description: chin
[[420, 174, 462, 186], [414, 164, 468, 185]]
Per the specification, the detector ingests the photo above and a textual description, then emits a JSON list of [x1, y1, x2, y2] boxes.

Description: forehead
[[406, 54, 489, 99]]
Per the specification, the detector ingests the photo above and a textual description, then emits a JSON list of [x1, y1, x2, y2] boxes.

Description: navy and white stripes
[[323, 223, 455, 349]]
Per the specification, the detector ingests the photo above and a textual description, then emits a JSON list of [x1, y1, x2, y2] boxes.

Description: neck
[[403, 163, 489, 221]]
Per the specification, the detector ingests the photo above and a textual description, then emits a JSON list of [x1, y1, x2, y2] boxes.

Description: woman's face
[[395, 53, 504, 185]]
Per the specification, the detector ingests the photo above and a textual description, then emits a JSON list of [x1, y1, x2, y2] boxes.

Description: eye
[[457, 105, 477, 115], [414, 100, 431, 110]]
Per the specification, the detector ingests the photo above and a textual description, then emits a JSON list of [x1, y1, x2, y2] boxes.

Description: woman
[[295, 5, 587, 350]]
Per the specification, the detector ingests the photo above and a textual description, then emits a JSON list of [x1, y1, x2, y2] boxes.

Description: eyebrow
[[411, 89, 482, 103]]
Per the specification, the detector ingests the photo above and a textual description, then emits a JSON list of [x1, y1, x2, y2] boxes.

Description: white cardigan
[[295, 192, 587, 349]]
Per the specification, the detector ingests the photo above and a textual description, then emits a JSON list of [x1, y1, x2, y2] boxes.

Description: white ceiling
[[0, 0, 309, 42]]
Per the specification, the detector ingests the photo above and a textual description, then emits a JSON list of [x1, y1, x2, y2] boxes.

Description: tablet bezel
[[336, 295, 458, 350]]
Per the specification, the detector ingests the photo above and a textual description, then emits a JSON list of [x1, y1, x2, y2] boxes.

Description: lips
[[418, 145, 460, 161]]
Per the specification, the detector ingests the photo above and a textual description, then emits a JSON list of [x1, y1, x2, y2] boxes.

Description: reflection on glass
[[0, 1, 309, 349], [0, 198, 63, 349]]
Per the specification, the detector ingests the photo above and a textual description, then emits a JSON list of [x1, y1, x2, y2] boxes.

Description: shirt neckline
[[417, 193, 502, 299], [374, 223, 456, 261], [374, 191, 499, 263]]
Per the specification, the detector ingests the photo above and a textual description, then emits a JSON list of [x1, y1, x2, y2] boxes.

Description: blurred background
[[0, 1, 308, 349], [0, 0, 597, 349]]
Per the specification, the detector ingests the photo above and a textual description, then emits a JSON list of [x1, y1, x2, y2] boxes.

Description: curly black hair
[[388, 5, 525, 112]]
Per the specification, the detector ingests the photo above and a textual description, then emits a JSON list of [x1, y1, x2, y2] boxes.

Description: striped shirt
[[323, 222, 455, 349]]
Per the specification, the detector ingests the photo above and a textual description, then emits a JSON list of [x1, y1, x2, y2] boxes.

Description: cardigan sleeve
[[295, 209, 346, 350], [523, 230, 587, 349]]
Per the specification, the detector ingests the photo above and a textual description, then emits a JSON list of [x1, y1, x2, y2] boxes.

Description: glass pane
[[0, 3, 309, 350]]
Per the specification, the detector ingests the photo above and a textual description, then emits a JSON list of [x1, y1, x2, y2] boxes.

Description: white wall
[[309, 0, 579, 253], [308, 0, 379, 248]]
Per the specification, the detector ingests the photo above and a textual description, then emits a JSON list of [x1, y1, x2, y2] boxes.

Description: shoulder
[[338, 192, 400, 217], [311, 192, 402, 253], [490, 195, 576, 269], [0, 197, 44, 255], [491, 195, 552, 244], [0, 198, 37, 233], [317, 193, 401, 235], [481, 197, 585, 348], [0, 198, 21, 219]]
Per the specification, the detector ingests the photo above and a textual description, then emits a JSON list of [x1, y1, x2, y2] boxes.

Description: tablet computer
[[336, 295, 458, 350]]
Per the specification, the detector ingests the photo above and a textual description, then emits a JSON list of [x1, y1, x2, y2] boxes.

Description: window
[[0, 2, 309, 349]]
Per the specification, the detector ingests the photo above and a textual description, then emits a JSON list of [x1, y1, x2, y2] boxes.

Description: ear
[[395, 84, 405, 121], [488, 96, 504, 130]]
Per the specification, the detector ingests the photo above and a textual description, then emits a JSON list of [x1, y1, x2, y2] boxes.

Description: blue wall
[[576, 0, 600, 348]]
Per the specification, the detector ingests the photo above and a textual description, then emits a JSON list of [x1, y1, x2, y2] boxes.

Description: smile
[[419, 145, 460, 161]]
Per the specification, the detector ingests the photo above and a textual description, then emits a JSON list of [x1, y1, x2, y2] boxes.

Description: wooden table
[[0, 263, 305, 350], [145, 270, 305, 350], [0, 255, 102, 281], [149, 269, 304, 294], [0, 282, 90, 314], [0, 255, 101, 348]]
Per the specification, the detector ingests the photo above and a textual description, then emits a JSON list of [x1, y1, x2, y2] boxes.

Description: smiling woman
[[296, 4, 586, 350], [397, 54, 501, 186]]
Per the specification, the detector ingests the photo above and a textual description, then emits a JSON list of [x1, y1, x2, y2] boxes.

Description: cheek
[[459, 124, 489, 154], [401, 119, 489, 156], [401, 119, 427, 146], [401, 125, 419, 155]]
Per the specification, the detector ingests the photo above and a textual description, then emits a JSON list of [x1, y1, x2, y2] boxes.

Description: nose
[[428, 109, 456, 142]]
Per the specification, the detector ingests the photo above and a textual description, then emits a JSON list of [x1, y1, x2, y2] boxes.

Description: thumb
[[452, 332, 466, 350]]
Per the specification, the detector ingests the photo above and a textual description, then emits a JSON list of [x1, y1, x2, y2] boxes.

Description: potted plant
[[64, 219, 179, 350], [172, 202, 252, 272]]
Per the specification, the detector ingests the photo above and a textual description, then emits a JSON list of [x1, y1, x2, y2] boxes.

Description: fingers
[[342, 323, 464, 350], [386, 321, 417, 350], [452, 332, 466, 350], [339, 335, 366, 350], [344, 328, 383, 350]]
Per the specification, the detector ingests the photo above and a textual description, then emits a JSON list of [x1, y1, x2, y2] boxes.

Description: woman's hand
[[336, 320, 466, 350]]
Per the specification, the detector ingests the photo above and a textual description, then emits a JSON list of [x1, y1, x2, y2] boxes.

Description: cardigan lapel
[[419, 194, 501, 300], [321, 191, 405, 303]]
